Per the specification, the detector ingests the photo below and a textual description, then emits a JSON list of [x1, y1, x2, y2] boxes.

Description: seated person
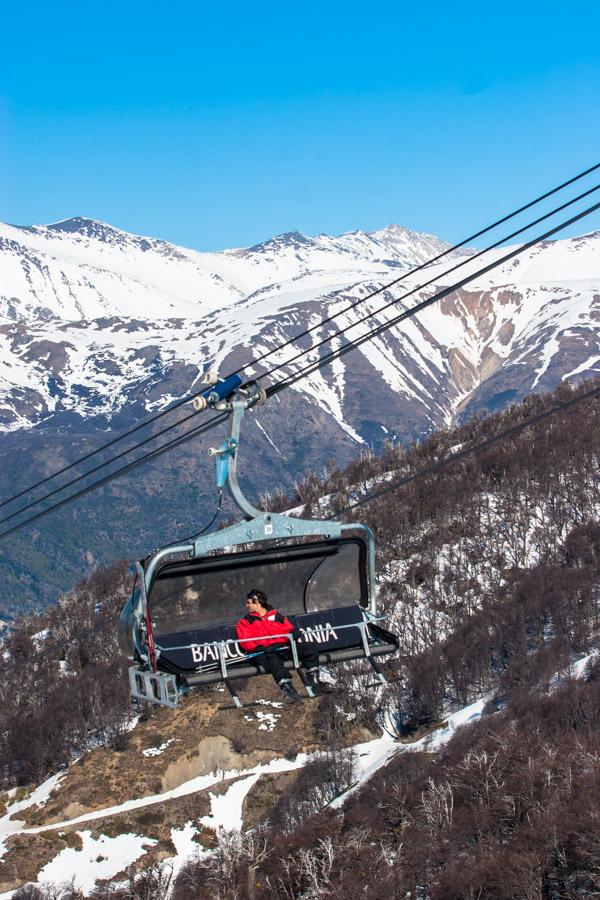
[[236, 589, 332, 702]]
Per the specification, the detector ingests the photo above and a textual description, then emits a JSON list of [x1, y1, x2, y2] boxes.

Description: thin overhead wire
[[17, 376, 599, 656], [0, 396, 209, 528], [332, 382, 600, 518], [255, 181, 600, 387], [1, 192, 599, 539], [265, 197, 600, 400], [179, 489, 224, 544], [0, 411, 229, 540], [2, 180, 599, 531], [231, 164, 600, 382]]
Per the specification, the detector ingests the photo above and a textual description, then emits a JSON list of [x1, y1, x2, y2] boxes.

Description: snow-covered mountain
[[0, 217, 467, 434], [0, 216, 599, 615], [0, 216, 599, 443]]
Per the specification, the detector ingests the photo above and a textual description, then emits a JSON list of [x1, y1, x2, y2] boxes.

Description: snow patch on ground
[[243, 710, 281, 731], [2, 647, 598, 896], [168, 821, 208, 882], [200, 774, 262, 833], [30, 629, 49, 647], [332, 648, 598, 812], [330, 696, 489, 809], [0, 770, 67, 860], [142, 739, 174, 758], [1, 754, 314, 841], [570, 649, 599, 677], [37, 830, 155, 894]]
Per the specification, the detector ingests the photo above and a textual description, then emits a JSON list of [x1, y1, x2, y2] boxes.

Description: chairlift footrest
[[129, 666, 179, 708], [367, 655, 388, 685], [297, 667, 316, 698], [224, 677, 243, 708], [184, 641, 398, 688]]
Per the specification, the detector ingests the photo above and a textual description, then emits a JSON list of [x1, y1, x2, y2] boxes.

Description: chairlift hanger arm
[[213, 399, 262, 519], [204, 380, 266, 520]]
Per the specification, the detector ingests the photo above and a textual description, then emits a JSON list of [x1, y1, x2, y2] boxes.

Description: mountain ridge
[[0, 217, 599, 614]]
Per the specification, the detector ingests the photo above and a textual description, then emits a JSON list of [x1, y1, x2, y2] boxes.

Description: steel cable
[[2, 180, 598, 530], [331, 383, 600, 518], [265, 198, 600, 400], [1, 193, 599, 538], [1, 162, 598, 514]]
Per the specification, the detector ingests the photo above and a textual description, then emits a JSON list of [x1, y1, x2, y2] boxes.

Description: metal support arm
[[210, 399, 262, 519]]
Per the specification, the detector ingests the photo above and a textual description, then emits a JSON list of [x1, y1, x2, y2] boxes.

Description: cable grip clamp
[[208, 437, 238, 487]]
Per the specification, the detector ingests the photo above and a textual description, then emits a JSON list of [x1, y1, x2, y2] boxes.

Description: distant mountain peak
[[373, 223, 410, 235], [247, 230, 313, 253], [34, 217, 189, 260], [46, 217, 117, 237], [369, 222, 439, 242], [0, 212, 598, 449]]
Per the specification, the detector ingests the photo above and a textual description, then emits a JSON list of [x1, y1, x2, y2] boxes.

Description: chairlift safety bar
[[156, 617, 384, 687], [153, 613, 389, 655]]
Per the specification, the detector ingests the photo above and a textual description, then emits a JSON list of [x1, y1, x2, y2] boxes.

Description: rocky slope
[[0, 674, 385, 895], [1, 217, 599, 437], [0, 693, 478, 895]]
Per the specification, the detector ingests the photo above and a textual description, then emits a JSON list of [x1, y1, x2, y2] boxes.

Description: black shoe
[[279, 679, 302, 703]]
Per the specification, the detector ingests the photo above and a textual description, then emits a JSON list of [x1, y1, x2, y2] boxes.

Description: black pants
[[255, 642, 319, 684]]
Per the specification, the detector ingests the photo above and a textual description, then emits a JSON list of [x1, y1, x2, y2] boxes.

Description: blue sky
[[1, 0, 599, 251]]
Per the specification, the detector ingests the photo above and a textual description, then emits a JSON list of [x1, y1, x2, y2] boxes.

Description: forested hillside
[[3, 377, 600, 897], [0, 562, 131, 788]]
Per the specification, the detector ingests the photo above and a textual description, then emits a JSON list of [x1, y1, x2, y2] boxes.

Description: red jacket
[[236, 607, 295, 653]]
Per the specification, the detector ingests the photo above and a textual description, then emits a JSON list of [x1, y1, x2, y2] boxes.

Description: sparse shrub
[[13, 883, 85, 900], [0, 563, 132, 789], [268, 747, 356, 834], [173, 826, 270, 900], [12, 887, 46, 900], [5, 379, 600, 897], [108, 726, 129, 753]]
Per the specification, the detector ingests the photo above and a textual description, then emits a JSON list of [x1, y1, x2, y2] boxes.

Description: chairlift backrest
[[148, 536, 368, 634]]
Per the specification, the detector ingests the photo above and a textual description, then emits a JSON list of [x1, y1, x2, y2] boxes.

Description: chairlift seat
[[146, 536, 397, 681]]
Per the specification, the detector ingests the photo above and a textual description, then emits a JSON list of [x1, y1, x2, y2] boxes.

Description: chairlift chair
[[119, 375, 398, 708]]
